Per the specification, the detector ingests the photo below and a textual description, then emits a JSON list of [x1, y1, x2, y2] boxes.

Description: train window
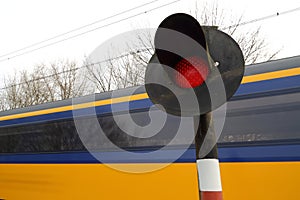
[[0, 120, 85, 153], [218, 98, 300, 146], [0, 110, 194, 153]]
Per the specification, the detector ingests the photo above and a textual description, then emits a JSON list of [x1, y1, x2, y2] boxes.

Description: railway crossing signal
[[145, 13, 244, 116], [144, 13, 245, 200]]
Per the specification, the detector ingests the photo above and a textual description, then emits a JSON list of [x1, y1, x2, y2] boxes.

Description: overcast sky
[[0, 0, 300, 86]]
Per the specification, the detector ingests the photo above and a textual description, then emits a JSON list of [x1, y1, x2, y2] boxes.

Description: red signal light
[[174, 56, 209, 88]]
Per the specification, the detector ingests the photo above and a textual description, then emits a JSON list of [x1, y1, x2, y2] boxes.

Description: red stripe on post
[[201, 191, 223, 200]]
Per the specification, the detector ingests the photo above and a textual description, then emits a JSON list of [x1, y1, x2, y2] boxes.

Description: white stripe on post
[[196, 159, 222, 191]]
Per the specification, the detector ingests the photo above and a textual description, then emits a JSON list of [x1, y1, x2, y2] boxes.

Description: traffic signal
[[145, 13, 244, 116]]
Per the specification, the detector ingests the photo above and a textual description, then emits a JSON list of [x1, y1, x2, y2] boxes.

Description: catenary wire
[[1, 3, 298, 63], [221, 6, 300, 30], [0, 0, 180, 63], [0, 0, 160, 59]]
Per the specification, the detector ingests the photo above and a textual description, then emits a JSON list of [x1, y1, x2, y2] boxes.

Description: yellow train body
[[1, 162, 300, 199]]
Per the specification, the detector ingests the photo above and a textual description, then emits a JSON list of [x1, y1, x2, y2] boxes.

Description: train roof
[[244, 55, 300, 76]]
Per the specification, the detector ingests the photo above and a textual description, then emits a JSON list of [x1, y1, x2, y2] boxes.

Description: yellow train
[[1, 56, 300, 199]]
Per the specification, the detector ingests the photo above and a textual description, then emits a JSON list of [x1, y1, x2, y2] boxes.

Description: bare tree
[[49, 60, 88, 100], [85, 47, 152, 93], [1, 59, 89, 110], [0, 90, 8, 111]]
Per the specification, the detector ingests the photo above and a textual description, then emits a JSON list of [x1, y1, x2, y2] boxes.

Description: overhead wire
[[2, 3, 299, 63], [0, 0, 181, 63], [221, 6, 300, 30], [0, 0, 160, 59]]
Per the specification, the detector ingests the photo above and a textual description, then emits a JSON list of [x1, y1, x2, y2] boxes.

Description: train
[[0, 55, 300, 199]]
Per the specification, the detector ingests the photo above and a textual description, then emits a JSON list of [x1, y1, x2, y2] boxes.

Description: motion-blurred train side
[[0, 55, 300, 200]]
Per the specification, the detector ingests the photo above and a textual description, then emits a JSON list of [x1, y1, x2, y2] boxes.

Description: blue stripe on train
[[218, 144, 300, 162], [235, 74, 300, 96], [0, 144, 300, 163], [0, 148, 196, 164]]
